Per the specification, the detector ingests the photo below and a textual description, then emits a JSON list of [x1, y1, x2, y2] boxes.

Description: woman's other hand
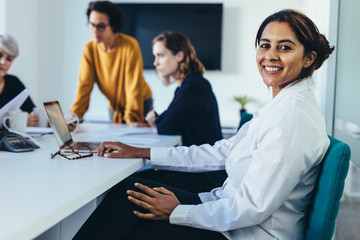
[[66, 113, 82, 133], [67, 122, 78, 133], [128, 122, 151, 128], [97, 141, 150, 159], [27, 112, 39, 127], [145, 110, 158, 128], [127, 183, 180, 220]]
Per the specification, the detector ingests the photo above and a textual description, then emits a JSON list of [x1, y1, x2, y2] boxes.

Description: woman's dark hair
[[87, 1, 124, 33], [255, 9, 335, 80], [152, 31, 205, 84]]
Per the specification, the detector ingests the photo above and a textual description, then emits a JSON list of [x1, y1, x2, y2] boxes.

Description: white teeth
[[265, 66, 281, 72]]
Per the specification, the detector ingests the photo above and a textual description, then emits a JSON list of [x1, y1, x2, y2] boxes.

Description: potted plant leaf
[[233, 95, 254, 113], [233, 95, 255, 130]]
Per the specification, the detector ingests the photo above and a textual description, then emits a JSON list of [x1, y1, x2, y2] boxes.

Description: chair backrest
[[238, 111, 253, 130], [304, 136, 351, 240]]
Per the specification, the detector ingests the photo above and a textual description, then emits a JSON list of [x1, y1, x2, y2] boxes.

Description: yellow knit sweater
[[71, 33, 152, 123]]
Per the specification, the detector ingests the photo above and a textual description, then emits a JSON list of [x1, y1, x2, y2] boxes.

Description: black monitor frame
[[117, 3, 223, 70]]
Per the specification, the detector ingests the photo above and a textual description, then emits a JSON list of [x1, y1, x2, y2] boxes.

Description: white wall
[[1, 0, 40, 101], [3, 0, 331, 127], [0, 0, 6, 32]]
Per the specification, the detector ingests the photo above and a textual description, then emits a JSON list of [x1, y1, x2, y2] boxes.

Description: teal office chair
[[304, 136, 351, 240], [237, 111, 253, 130]]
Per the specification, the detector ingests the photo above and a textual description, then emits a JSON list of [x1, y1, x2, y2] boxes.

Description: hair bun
[[314, 34, 335, 70]]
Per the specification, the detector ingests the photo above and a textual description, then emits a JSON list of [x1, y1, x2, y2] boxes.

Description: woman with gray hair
[[0, 34, 39, 127]]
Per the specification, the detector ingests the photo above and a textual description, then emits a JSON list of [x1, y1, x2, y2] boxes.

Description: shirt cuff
[[150, 147, 170, 166], [169, 204, 194, 226]]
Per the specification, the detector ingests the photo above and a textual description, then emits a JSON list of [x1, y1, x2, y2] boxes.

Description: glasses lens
[[59, 145, 93, 160], [97, 24, 107, 30], [88, 22, 108, 31]]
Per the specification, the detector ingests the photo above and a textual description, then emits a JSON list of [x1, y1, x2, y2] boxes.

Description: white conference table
[[0, 123, 181, 240]]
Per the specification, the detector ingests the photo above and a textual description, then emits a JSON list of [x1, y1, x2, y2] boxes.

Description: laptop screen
[[43, 101, 73, 146]]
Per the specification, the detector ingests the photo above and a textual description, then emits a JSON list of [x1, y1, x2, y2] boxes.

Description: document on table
[[74, 133, 159, 146], [74, 127, 159, 146], [26, 127, 53, 135], [102, 127, 157, 136], [0, 89, 29, 127]]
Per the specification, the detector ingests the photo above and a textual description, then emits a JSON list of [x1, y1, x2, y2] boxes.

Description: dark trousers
[[133, 169, 227, 193], [74, 176, 227, 240]]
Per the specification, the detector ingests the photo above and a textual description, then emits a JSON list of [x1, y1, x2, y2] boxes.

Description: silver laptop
[[43, 101, 100, 153]]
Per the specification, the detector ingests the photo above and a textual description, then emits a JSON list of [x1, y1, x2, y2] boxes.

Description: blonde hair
[[152, 31, 205, 85], [0, 34, 19, 58]]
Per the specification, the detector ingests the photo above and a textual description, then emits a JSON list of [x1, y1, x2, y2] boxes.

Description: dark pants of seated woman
[[133, 169, 227, 193], [74, 176, 227, 240]]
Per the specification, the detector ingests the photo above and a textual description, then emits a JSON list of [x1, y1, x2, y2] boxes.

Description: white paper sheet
[[0, 89, 30, 128], [73, 133, 159, 146], [102, 127, 157, 136], [26, 127, 53, 134]]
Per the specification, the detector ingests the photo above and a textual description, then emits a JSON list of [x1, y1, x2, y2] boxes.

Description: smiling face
[[152, 41, 184, 80], [256, 21, 315, 97], [88, 11, 114, 43], [0, 49, 15, 79]]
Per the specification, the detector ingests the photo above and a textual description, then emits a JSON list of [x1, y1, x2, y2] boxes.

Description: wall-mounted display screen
[[117, 3, 223, 70]]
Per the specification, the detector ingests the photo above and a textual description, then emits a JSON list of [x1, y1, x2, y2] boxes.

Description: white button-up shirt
[[150, 79, 330, 240]]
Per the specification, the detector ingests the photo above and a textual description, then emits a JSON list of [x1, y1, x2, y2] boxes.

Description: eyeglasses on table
[[51, 145, 93, 160]]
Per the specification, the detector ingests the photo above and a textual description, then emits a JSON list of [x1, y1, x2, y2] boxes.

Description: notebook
[[43, 101, 100, 153]]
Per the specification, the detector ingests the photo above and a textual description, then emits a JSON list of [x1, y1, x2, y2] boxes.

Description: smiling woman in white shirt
[[74, 9, 335, 240]]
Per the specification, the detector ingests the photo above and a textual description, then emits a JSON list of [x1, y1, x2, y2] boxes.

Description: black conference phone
[[0, 131, 39, 152]]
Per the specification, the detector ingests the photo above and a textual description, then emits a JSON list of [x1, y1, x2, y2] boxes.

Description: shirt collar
[[257, 79, 312, 117]]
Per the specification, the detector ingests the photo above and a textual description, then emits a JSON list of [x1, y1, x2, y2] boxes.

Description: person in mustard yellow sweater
[[71, 1, 152, 124]]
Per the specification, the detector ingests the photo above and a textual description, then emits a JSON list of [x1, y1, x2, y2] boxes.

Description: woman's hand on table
[[67, 122, 78, 133], [27, 112, 39, 127], [145, 110, 158, 128], [67, 117, 83, 133], [128, 122, 151, 128], [97, 141, 150, 159]]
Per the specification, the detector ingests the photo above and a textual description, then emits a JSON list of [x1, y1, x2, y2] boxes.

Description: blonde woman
[[0, 34, 38, 127]]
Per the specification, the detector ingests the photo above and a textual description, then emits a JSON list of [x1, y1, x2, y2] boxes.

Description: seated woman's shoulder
[[84, 40, 97, 53], [186, 74, 212, 89], [5, 75, 23, 86]]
